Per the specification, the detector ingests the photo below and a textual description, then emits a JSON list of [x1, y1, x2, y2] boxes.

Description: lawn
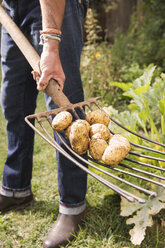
[[0, 92, 165, 248]]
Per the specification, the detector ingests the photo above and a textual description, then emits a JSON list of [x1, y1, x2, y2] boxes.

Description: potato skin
[[89, 137, 108, 161], [74, 119, 90, 133], [52, 111, 72, 131], [92, 132, 103, 139], [65, 119, 90, 139], [69, 120, 89, 155], [86, 109, 110, 126], [65, 125, 71, 139], [90, 123, 111, 141], [102, 134, 131, 166]]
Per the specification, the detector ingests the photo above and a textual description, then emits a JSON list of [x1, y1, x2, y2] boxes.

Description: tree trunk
[[90, 0, 138, 42], [106, 0, 137, 41]]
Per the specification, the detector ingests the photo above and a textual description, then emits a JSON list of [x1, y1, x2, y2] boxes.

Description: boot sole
[[0, 198, 35, 213]]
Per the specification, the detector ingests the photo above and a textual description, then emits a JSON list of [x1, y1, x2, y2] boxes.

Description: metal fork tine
[[70, 108, 80, 119], [129, 151, 165, 162], [112, 166, 165, 188], [79, 106, 86, 118], [119, 163, 165, 181], [129, 142, 165, 155], [86, 156, 157, 197], [125, 158, 165, 172], [91, 158, 165, 188]]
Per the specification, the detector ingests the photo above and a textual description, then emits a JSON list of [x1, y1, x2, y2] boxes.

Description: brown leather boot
[[0, 193, 34, 212], [43, 210, 86, 248]]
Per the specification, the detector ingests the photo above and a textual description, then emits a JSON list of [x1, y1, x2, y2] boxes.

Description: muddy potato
[[52, 111, 72, 131], [90, 123, 111, 141], [102, 134, 131, 166], [74, 119, 90, 133], [69, 121, 89, 155], [65, 125, 71, 139], [108, 134, 131, 148], [89, 137, 108, 161], [65, 119, 90, 139], [92, 132, 103, 139], [86, 109, 110, 126]]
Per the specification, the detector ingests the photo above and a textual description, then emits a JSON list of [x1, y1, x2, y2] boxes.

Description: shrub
[[81, 8, 128, 110], [110, 0, 165, 74], [108, 65, 165, 143]]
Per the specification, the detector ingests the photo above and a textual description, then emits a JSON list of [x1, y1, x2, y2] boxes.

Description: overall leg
[[43, 1, 89, 247], [0, 0, 42, 209], [45, 0, 88, 215]]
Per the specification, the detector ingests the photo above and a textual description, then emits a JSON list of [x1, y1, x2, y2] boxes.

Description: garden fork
[[0, 5, 165, 204]]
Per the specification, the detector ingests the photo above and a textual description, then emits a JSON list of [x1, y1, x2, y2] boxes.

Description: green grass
[[1, 92, 165, 248]]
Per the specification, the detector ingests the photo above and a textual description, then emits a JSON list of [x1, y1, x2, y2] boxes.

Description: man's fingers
[[37, 73, 50, 91], [31, 71, 47, 91], [32, 68, 65, 92], [36, 83, 47, 91], [39, 73, 65, 91], [31, 71, 40, 82]]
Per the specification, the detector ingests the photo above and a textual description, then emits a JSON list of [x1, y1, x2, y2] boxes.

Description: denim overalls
[[0, 0, 89, 215]]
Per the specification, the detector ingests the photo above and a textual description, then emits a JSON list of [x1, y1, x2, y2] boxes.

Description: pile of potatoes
[[52, 109, 131, 166]]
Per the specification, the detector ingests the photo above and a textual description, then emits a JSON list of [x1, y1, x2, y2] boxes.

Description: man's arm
[[38, 0, 66, 91], [39, 0, 65, 29]]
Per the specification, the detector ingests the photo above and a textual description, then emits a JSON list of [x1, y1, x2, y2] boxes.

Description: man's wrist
[[42, 39, 60, 51], [40, 33, 61, 46], [40, 28, 62, 35]]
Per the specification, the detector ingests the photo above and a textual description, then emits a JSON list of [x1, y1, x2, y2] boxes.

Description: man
[[0, 0, 88, 247]]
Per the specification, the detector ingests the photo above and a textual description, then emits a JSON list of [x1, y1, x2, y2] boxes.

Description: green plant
[[109, 65, 165, 143], [121, 186, 165, 245], [106, 65, 165, 246], [110, 0, 165, 75], [81, 8, 125, 108]]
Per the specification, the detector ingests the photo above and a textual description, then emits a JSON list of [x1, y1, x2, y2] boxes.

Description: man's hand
[[37, 39, 65, 91], [37, 0, 66, 91]]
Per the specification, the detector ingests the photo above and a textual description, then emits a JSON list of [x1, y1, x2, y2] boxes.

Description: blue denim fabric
[[0, 0, 88, 207]]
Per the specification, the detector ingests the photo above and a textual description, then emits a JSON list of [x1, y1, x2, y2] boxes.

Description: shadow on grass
[[18, 193, 130, 245], [15, 199, 59, 219], [83, 194, 131, 244]]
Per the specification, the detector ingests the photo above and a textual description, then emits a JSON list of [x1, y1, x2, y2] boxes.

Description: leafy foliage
[[104, 65, 165, 246], [109, 65, 165, 143], [120, 186, 165, 245], [82, 9, 111, 100], [82, 0, 165, 113], [81, 8, 128, 110], [110, 0, 165, 74]]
